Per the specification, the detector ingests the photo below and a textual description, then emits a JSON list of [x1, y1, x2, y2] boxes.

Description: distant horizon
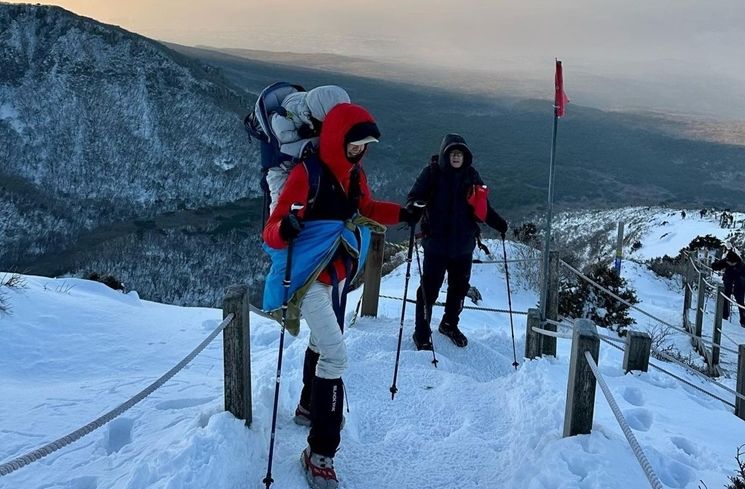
[[24, 1, 745, 79], [11, 1, 745, 120]]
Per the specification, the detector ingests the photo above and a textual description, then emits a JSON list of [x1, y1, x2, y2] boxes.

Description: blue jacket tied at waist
[[263, 218, 375, 335]]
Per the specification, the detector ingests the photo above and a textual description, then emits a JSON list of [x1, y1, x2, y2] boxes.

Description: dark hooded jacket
[[712, 250, 745, 295], [407, 134, 507, 256]]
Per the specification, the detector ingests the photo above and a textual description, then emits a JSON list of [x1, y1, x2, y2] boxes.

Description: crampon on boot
[[301, 446, 338, 489]]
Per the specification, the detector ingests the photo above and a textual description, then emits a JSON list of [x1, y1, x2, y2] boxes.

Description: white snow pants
[[300, 280, 347, 379]]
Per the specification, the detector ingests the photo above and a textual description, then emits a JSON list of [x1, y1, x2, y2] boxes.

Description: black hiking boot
[[412, 331, 433, 351], [438, 319, 468, 347]]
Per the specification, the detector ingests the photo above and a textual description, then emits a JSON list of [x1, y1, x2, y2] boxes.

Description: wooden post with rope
[[682, 257, 692, 331], [711, 284, 725, 373], [693, 272, 706, 355], [222, 284, 252, 426], [623, 331, 651, 373], [736, 345, 745, 421], [542, 251, 560, 357], [361, 232, 385, 317], [563, 318, 600, 437], [525, 308, 542, 360]]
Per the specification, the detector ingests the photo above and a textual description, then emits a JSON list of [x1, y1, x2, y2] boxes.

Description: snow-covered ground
[[2, 220, 745, 488], [553, 206, 745, 264]]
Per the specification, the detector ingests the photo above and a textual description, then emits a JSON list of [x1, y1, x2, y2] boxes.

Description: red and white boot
[[300, 446, 339, 489]]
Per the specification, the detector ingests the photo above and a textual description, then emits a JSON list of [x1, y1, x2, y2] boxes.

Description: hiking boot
[[301, 446, 338, 489], [294, 404, 312, 427], [439, 320, 468, 347], [294, 403, 346, 429], [412, 331, 433, 351]]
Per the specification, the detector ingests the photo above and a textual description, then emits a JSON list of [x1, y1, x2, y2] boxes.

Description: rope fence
[[472, 258, 542, 264], [0, 314, 234, 477], [584, 351, 664, 489], [561, 261, 737, 355], [531, 327, 572, 339], [720, 292, 745, 312], [598, 332, 737, 408], [378, 294, 528, 315]]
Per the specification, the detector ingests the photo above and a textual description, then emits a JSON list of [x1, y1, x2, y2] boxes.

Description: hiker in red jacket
[[263, 103, 417, 489]]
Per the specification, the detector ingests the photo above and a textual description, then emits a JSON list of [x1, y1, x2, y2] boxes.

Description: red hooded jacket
[[263, 103, 401, 283]]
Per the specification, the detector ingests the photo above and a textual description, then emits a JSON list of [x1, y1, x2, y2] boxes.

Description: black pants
[[414, 252, 472, 337], [723, 285, 745, 325]]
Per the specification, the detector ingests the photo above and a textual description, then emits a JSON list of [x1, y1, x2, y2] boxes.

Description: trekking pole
[[390, 202, 426, 399], [263, 203, 304, 489], [501, 236, 520, 370], [414, 235, 438, 367]]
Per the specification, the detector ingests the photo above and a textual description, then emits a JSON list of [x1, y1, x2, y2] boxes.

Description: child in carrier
[[265, 85, 350, 212]]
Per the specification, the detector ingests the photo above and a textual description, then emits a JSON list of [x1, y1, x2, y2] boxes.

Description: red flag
[[554, 60, 569, 118]]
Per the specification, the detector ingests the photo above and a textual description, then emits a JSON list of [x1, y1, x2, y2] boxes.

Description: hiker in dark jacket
[[406, 133, 508, 349], [712, 249, 745, 327]]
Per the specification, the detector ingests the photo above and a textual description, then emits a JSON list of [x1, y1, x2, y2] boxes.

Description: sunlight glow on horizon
[[23, 0, 745, 81]]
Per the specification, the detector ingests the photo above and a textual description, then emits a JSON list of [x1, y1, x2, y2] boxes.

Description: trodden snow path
[[2, 239, 745, 489]]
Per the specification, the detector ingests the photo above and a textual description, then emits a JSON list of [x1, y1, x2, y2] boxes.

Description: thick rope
[[378, 294, 528, 315], [715, 326, 739, 348], [584, 351, 664, 489], [560, 261, 738, 355], [651, 346, 745, 403], [545, 317, 627, 345], [599, 337, 736, 407], [0, 314, 234, 477], [472, 258, 542, 264], [688, 256, 703, 275], [720, 292, 745, 311], [531, 326, 573, 339]]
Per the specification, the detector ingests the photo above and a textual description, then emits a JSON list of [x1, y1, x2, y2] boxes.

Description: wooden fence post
[[683, 261, 692, 331], [623, 331, 651, 373], [563, 319, 600, 437], [542, 251, 560, 357], [694, 272, 706, 349], [222, 284, 252, 426], [525, 308, 542, 360], [737, 345, 745, 421], [361, 232, 385, 317], [614, 221, 624, 275], [712, 284, 725, 371]]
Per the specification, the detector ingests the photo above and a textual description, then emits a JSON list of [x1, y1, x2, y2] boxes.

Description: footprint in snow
[[621, 386, 645, 406], [623, 408, 653, 432]]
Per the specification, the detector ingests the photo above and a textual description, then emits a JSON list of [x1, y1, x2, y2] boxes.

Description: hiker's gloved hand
[[399, 203, 423, 225], [487, 212, 508, 238], [279, 214, 304, 242]]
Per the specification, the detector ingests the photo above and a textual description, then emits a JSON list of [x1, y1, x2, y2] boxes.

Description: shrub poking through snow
[[724, 445, 745, 489], [559, 263, 638, 332], [0, 273, 26, 314], [85, 272, 125, 291]]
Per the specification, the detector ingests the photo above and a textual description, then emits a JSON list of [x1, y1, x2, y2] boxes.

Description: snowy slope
[[551, 206, 745, 265], [2, 236, 745, 488]]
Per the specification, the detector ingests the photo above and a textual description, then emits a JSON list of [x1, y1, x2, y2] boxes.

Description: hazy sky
[[29, 0, 745, 80]]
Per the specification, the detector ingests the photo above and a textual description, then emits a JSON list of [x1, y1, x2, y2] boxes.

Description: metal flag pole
[[539, 59, 568, 321]]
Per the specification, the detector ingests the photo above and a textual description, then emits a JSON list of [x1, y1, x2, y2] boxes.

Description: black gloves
[[279, 214, 303, 242], [399, 202, 425, 225], [486, 211, 508, 240]]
